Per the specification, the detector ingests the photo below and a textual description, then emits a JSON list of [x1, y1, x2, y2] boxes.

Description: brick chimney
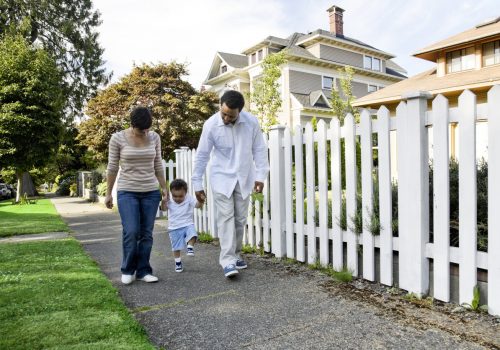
[[327, 5, 345, 37]]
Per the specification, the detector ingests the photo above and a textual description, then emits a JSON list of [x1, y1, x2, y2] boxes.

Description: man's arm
[[192, 121, 214, 201]]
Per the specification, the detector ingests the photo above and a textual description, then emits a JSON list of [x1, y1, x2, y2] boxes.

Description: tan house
[[204, 5, 407, 127], [354, 17, 500, 160], [354, 17, 500, 110]]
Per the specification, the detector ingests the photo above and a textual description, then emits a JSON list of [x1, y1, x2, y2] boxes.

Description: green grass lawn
[[0, 239, 155, 350], [0, 198, 69, 237]]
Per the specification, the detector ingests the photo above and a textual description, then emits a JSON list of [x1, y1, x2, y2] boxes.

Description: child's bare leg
[[187, 237, 197, 246], [173, 250, 181, 259]]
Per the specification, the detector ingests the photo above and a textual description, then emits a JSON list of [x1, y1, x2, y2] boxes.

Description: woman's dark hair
[[220, 90, 245, 111], [130, 106, 152, 130], [170, 179, 188, 192]]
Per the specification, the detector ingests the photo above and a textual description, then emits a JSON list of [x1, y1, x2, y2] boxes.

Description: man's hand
[[104, 194, 113, 209], [254, 181, 264, 193], [195, 190, 206, 204]]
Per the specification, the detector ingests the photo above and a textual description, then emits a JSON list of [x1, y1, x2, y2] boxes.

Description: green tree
[[77, 62, 219, 162], [0, 0, 110, 119], [331, 66, 360, 123], [0, 35, 64, 201], [249, 50, 287, 132]]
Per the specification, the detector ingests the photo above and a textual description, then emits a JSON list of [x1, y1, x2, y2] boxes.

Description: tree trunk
[[15, 171, 38, 202]]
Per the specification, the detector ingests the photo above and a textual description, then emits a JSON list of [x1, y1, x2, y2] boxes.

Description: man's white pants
[[213, 183, 250, 268]]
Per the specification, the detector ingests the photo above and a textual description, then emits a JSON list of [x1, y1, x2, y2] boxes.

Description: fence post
[[269, 125, 286, 258], [399, 91, 431, 297], [174, 149, 182, 179], [488, 85, 500, 316]]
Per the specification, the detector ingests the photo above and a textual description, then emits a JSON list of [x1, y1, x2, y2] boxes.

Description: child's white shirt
[[167, 194, 197, 230]]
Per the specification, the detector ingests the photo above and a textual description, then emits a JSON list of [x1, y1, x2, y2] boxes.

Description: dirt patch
[[244, 253, 500, 349]]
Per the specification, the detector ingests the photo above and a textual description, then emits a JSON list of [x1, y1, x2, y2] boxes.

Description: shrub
[[96, 182, 107, 197], [69, 183, 77, 197]]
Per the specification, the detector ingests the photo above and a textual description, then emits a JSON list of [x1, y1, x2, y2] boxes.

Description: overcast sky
[[93, 0, 499, 89]]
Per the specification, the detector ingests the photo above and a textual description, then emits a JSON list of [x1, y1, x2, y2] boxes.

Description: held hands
[[195, 190, 206, 205], [160, 189, 169, 211]]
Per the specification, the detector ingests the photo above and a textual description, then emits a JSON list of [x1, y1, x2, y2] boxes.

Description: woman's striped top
[[107, 130, 163, 192]]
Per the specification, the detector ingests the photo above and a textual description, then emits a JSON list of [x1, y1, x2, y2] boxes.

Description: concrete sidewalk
[[51, 196, 487, 350]]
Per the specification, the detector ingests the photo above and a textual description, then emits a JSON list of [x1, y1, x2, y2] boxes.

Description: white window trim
[[363, 54, 383, 72]]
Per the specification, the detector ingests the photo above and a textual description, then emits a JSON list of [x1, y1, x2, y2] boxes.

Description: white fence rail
[[168, 86, 500, 317]]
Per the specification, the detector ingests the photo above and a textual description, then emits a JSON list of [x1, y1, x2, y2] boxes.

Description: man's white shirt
[[191, 110, 269, 199]]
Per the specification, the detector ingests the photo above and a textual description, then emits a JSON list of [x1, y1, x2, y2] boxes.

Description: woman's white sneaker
[[137, 274, 158, 283]]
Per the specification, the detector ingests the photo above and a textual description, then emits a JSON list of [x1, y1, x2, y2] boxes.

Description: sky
[[93, 0, 500, 89]]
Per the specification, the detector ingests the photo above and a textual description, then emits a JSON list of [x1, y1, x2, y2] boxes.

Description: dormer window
[[221, 65, 227, 74], [483, 40, 500, 66], [363, 55, 382, 71], [446, 47, 475, 73]]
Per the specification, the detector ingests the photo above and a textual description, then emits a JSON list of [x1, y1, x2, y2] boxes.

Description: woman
[[105, 106, 168, 284]]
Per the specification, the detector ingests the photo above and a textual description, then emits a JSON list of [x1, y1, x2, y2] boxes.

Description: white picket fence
[[168, 85, 500, 317]]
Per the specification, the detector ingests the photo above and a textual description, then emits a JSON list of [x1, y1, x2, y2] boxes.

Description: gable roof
[[218, 52, 247, 68], [414, 17, 500, 62], [292, 91, 332, 110]]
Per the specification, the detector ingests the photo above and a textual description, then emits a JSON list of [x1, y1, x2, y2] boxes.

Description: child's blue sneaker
[[223, 264, 238, 278], [175, 261, 183, 273], [235, 259, 247, 269], [187, 246, 194, 256]]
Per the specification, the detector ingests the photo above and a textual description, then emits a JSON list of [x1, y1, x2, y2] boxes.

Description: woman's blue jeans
[[117, 190, 161, 278]]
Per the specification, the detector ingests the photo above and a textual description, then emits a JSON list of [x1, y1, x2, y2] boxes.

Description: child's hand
[[160, 201, 168, 211]]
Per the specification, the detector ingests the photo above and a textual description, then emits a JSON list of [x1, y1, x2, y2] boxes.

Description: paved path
[[51, 196, 488, 350]]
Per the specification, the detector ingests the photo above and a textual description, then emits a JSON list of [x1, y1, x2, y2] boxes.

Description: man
[[192, 90, 269, 278]]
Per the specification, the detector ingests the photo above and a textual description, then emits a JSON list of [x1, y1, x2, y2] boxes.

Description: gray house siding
[[289, 70, 322, 94], [319, 45, 364, 68], [352, 81, 368, 99]]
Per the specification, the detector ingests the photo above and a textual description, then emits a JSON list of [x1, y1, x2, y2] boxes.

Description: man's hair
[[170, 178, 188, 192], [220, 90, 245, 111], [130, 106, 152, 130]]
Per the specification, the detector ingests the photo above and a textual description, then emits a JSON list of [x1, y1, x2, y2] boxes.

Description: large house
[[354, 16, 500, 160], [204, 5, 407, 127]]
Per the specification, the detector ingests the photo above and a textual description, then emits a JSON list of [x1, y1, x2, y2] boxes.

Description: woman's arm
[[105, 134, 120, 209], [154, 133, 169, 205]]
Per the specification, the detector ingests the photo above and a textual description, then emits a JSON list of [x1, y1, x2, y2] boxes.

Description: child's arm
[[195, 201, 203, 209]]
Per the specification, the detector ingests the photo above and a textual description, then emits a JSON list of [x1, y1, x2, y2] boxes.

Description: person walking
[[192, 90, 269, 278], [105, 106, 168, 285]]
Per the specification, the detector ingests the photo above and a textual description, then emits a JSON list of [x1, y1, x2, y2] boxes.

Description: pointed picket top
[[377, 105, 389, 118], [432, 93, 448, 105], [330, 117, 340, 129], [345, 113, 354, 124], [396, 100, 407, 115], [360, 108, 371, 124], [458, 88, 476, 103], [317, 118, 326, 129]]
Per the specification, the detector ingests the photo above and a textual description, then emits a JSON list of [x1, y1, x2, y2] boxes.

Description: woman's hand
[[160, 189, 169, 211], [104, 194, 113, 209]]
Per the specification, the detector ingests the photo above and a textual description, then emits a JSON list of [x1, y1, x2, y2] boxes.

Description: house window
[[322, 76, 334, 90], [258, 49, 263, 61], [483, 40, 500, 66], [364, 55, 381, 71], [221, 65, 227, 74], [368, 85, 377, 93], [446, 47, 475, 73], [364, 56, 372, 69], [251, 52, 257, 64]]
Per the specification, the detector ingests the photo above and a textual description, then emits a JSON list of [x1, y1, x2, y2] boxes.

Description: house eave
[[296, 34, 395, 59]]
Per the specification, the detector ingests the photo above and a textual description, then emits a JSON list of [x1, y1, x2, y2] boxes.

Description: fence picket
[[377, 106, 392, 286], [344, 114, 358, 276], [330, 119, 343, 271], [263, 134, 271, 252], [361, 109, 375, 281], [317, 120, 329, 265], [432, 94, 451, 302], [488, 85, 500, 316], [458, 90, 477, 305], [284, 127, 295, 258], [305, 123, 317, 264], [294, 126, 306, 262]]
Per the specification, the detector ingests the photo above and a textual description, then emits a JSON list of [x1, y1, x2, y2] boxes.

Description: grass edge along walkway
[[0, 238, 156, 350], [0, 198, 69, 237]]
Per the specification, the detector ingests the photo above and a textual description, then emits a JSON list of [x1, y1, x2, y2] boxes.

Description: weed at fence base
[[197, 232, 214, 244]]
